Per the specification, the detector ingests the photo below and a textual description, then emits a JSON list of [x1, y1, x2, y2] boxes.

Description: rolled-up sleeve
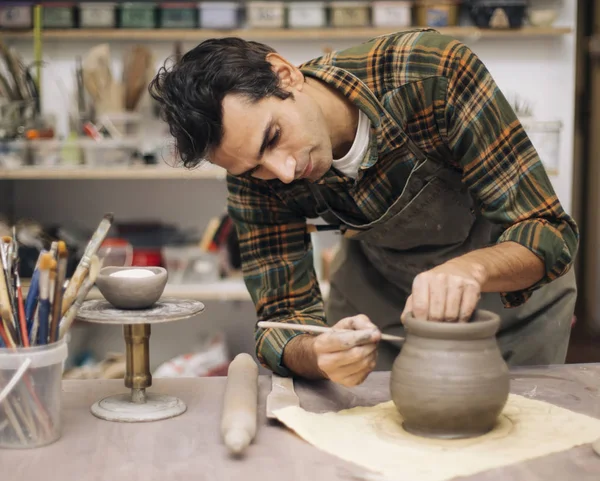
[[440, 39, 579, 306], [226, 174, 327, 375]]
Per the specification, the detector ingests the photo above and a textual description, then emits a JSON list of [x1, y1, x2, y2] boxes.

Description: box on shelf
[[246, 1, 285, 28], [198, 1, 241, 28], [159, 2, 197, 28], [414, 0, 461, 27], [0, 2, 33, 29], [78, 2, 117, 28], [41, 1, 76, 28], [329, 1, 371, 27], [28, 138, 82, 166], [287, 1, 327, 28], [372, 1, 412, 27], [118, 2, 157, 28]]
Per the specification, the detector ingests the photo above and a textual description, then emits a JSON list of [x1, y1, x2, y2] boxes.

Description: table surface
[[3, 364, 600, 481]]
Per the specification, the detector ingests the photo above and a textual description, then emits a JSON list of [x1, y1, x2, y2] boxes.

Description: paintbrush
[[0, 246, 18, 345], [49, 241, 67, 343], [25, 250, 46, 336], [58, 255, 101, 340], [256, 321, 405, 343], [14, 272, 28, 347], [61, 213, 113, 317], [36, 253, 52, 345]]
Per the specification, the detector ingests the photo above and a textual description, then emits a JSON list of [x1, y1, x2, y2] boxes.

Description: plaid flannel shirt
[[226, 29, 579, 375]]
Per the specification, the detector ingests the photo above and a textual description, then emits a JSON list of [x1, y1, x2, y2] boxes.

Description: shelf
[[0, 165, 226, 180], [0, 26, 573, 42]]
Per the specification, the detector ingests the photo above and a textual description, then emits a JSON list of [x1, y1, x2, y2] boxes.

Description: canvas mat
[[273, 394, 600, 481]]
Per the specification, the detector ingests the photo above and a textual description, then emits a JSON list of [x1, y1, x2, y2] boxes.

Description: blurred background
[[0, 0, 596, 378]]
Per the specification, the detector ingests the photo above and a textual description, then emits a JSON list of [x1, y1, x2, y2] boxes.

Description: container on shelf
[[158, 2, 197, 28], [80, 138, 138, 167], [41, 2, 77, 29], [78, 2, 117, 28], [246, 1, 285, 28], [372, 1, 412, 27], [198, 1, 241, 28], [329, 1, 371, 27], [162, 246, 220, 284], [0, 2, 33, 29], [0, 339, 68, 449], [527, 0, 561, 27], [413, 0, 460, 27], [0, 139, 26, 168], [28, 138, 82, 166], [287, 1, 327, 28], [118, 2, 157, 28], [520, 118, 562, 176], [467, 0, 527, 29]]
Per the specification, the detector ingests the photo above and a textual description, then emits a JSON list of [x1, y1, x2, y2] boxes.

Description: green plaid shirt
[[226, 29, 579, 375]]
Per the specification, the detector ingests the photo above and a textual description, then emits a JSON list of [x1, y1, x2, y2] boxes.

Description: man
[[149, 28, 579, 387]]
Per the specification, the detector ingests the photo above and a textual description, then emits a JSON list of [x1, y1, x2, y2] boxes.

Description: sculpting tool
[[256, 321, 405, 343], [221, 353, 259, 456], [36, 253, 52, 345], [49, 241, 67, 342], [61, 213, 113, 317]]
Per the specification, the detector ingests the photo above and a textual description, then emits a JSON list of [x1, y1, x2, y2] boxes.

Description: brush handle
[[37, 298, 50, 345], [256, 321, 405, 343], [25, 268, 40, 332]]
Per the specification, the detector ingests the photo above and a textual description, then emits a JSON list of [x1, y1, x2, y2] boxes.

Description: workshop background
[[0, 0, 595, 379]]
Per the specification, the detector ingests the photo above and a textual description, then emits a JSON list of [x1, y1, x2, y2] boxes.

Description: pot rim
[[403, 309, 500, 340]]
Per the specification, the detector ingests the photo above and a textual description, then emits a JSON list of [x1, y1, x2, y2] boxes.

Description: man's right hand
[[282, 315, 381, 387]]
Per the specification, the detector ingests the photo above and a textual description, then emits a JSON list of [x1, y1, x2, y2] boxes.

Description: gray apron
[[309, 138, 577, 370]]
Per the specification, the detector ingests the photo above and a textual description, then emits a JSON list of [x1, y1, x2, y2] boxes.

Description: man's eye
[[269, 129, 281, 147]]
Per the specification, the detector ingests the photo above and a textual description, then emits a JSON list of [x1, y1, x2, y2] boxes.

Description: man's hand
[[282, 315, 381, 387], [401, 260, 486, 323]]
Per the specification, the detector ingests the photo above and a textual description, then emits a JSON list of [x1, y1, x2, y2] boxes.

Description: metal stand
[[77, 298, 205, 423]]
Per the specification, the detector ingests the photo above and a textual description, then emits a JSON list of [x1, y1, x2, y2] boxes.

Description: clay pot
[[95, 266, 168, 310], [390, 310, 509, 439]]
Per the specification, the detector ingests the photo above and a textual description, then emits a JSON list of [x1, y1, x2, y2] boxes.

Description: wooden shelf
[[0, 26, 573, 42], [0, 165, 226, 180]]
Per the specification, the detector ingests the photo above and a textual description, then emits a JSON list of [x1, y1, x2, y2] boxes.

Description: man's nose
[[263, 155, 296, 184]]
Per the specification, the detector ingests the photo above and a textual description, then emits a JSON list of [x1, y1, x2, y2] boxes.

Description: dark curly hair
[[148, 37, 293, 169]]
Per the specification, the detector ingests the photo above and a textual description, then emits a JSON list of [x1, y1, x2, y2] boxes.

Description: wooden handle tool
[[221, 353, 259, 456], [257, 321, 405, 343]]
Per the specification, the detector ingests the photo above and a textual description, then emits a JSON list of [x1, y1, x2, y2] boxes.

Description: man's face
[[210, 56, 334, 184]]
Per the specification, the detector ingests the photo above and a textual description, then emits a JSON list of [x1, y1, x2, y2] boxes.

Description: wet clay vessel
[[390, 310, 509, 439], [95, 266, 168, 310]]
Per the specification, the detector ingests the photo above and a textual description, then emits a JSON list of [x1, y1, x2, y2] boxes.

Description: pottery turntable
[[76, 266, 205, 422]]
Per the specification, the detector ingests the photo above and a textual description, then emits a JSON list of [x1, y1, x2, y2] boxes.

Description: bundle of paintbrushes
[[0, 213, 113, 448]]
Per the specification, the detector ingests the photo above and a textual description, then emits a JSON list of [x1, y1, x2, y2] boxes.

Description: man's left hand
[[400, 261, 486, 323]]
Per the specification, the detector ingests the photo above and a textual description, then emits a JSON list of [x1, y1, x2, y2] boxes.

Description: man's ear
[[266, 52, 304, 91]]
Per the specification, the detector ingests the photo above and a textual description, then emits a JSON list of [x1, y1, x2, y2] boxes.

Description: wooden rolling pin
[[257, 321, 405, 343], [221, 353, 259, 456]]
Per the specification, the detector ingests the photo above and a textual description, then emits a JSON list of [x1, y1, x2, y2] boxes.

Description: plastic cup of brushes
[[0, 338, 68, 449]]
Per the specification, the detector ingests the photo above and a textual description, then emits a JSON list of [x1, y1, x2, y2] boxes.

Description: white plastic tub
[[372, 1, 412, 27], [0, 338, 68, 448]]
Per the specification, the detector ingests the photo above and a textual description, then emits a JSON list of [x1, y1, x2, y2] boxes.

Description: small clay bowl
[[95, 266, 168, 310], [390, 310, 510, 439]]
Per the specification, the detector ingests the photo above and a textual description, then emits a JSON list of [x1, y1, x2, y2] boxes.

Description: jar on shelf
[[413, 0, 461, 27], [0, 2, 33, 30], [198, 2, 242, 29], [287, 0, 327, 28], [158, 2, 198, 28], [329, 1, 371, 28], [372, 1, 412, 28], [246, 0, 285, 28], [118, 2, 157, 28], [78, 2, 117, 28], [41, 1, 76, 29]]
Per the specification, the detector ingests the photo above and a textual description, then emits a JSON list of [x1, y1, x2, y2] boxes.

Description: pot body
[[390, 310, 509, 439]]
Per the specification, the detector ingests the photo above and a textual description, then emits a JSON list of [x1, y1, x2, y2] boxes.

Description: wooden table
[[2, 364, 600, 481]]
